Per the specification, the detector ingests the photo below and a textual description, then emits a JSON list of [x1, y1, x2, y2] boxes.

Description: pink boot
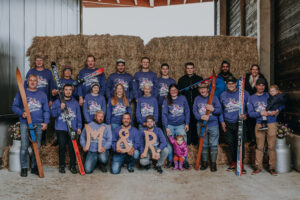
[[179, 162, 184, 171], [173, 161, 178, 170]]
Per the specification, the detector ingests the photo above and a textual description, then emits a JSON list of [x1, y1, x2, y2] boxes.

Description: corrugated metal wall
[[227, 0, 241, 36], [245, 0, 257, 37], [0, 0, 80, 117]]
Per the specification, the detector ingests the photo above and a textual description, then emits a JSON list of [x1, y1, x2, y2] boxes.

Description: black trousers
[[187, 112, 198, 145], [223, 122, 246, 163], [246, 118, 256, 143], [57, 130, 76, 167]]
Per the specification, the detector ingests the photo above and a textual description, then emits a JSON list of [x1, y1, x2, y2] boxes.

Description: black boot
[[200, 161, 208, 170], [31, 167, 38, 175], [70, 166, 77, 174], [21, 168, 28, 177], [99, 163, 108, 173], [144, 164, 151, 170], [183, 162, 190, 170], [155, 166, 163, 174], [165, 160, 173, 168], [59, 166, 66, 173], [211, 162, 217, 172]]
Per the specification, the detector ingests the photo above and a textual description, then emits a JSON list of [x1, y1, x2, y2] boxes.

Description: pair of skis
[[194, 71, 245, 176], [72, 68, 104, 86], [179, 75, 217, 92], [51, 62, 85, 175]]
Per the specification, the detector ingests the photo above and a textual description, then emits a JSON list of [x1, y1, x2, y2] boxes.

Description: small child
[[259, 85, 287, 130], [168, 135, 188, 171]]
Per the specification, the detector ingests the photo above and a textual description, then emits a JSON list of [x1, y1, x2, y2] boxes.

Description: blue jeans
[[197, 123, 219, 162], [166, 124, 187, 162], [111, 150, 140, 174], [111, 123, 121, 131], [20, 123, 42, 169], [84, 150, 109, 174]]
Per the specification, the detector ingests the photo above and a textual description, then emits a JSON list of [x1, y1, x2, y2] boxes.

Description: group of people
[[12, 55, 285, 177]]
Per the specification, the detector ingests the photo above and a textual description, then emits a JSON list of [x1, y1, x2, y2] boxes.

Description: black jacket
[[245, 73, 269, 95], [267, 93, 287, 111], [178, 74, 203, 107]]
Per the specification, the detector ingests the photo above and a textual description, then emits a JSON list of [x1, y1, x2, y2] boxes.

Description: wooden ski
[[16, 68, 44, 178], [51, 62, 85, 175], [194, 70, 217, 170]]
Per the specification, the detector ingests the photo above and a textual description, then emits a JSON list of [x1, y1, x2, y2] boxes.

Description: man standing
[[111, 113, 141, 174], [78, 55, 106, 106], [12, 74, 50, 177], [215, 60, 235, 98], [25, 55, 56, 106], [80, 111, 112, 174], [106, 59, 134, 102], [178, 62, 203, 145], [133, 57, 158, 100], [247, 79, 284, 176], [140, 115, 169, 174], [51, 84, 82, 174], [219, 76, 249, 173]]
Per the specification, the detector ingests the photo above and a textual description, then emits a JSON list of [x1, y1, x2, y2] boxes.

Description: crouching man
[[80, 111, 112, 174], [140, 115, 169, 174], [111, 113, 141, 174]]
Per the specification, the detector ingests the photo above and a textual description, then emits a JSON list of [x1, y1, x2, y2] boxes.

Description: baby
[[260, 85, 286, 130], [168, 135, 188, 171]]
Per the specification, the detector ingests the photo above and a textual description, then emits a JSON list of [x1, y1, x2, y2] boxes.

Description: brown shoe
[[269, 169, 278, 176], [251, 168, 261, 175]]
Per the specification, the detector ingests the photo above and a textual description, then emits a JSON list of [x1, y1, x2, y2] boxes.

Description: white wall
[[83, 2, 214, 44], [0, 0, 80, 116]]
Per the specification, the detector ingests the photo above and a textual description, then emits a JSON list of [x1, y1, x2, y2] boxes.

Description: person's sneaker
[[70, 166, 77, 174], [127, 168, 134, 173], [210, 162, 217, 172], [258, 124, 268, 131], [183, 162, 190, 170], [251, 167, 262, 175], [31, 167, 38, 175], [21, 168, 28, 177], [269, 169, 278, 176], [200, 161, 208, 170], [227, 162, 236, 172], [59, 166, 66, 174], [99, 164, 108, 173], [155, 166, 163, 174], [242, 165, 247, 174], [165, 160, 173, 168], [144, 164, 151, 170]]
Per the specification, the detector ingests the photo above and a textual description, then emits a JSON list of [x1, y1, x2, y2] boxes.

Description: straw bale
[[1, 146, 9, 169]]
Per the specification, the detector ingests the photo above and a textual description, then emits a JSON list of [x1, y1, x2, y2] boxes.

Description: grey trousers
[[140, 147, 169, 167]]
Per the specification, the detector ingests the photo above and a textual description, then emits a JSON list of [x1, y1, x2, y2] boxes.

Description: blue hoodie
[[106, 72, 133, 101], [133, 70, 157, 99], [111, 125, 142, 152], [247, 92, 285, 124], [193, 95, 221, 127], [219, 90, 250, 123], [51, 98, 82, 132], [136, 96, 158, 124], [156, 77, 176, 106], [78, 68, 106, 97], [12, 89, 50, 125], [106, 98, 132, 124], [162, 95, 190, 128], [83, 93, 106, 123], [80, 122, 112, 152], [25, 68, 55, 101], [140, 127, 167, 152]]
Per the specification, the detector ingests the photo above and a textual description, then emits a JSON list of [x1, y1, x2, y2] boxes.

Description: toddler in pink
[[168, 135, 188, 171]]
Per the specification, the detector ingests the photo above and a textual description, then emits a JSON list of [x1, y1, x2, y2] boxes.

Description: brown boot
[[269, 169, 278, 176], [251, 167, 262, 175]]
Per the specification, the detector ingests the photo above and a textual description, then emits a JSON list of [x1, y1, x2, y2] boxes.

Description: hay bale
[[144, 36, 258, 80], [1, 146, 9, 169]]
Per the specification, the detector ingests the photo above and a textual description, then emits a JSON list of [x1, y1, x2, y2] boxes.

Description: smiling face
[[185, 65, 194, 76], [141, 58, 150, 69], [227, 82, 237, 92], [35, 58, 44, 68], [27, 75, 38, 90], [221, 63, 230, 73], [176, 136, 184, 145], [86, 56, 96, 69], [169, 86, 178, 98], [116, 63, 125, 73], [199, 87, 209, 97], [269, 88, 279, 96], [63, 69, 72, 78], [94, 112, 104, 124], [161, 65, 169, 76], [146, 118, 155, 129], [251, 66, 259, 77], [63, 86, 73, 98], [91, 85, 100, 95], [115, 84, 124, 97], [143, 85, 152, 96], [122, 114, 131, 127], [255, 84, 265, 94]]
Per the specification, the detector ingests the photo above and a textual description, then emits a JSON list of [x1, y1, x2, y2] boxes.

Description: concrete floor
[[0, 165, 299, 200]]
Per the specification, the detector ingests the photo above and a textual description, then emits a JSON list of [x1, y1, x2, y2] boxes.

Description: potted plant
[[8, 122, 22, 172], [276, 123, 293, 173]]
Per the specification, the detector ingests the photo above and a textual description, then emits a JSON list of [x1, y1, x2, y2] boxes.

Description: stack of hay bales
[[26, 34, 258, 166]]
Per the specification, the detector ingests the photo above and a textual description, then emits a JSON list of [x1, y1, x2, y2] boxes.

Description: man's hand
[[77, 129, 81, 135], [52, 89, 58, 96], [79, 97, 84, 106], [206, 104, 215, 112], [221, 122, 226, 132], [83, 147, 88, 152], [260, 110, 268, 117], [41, 123, 47, 131], [185, 125, 189, 132], [98, 147, 106, 153], [22, 112, 27, 118], [155, 153, 160, 160], [128, 147, 135, 156], [241, 114, 247, 120], [60, 102, 66, 110], [49, 101, 53, 108], [201, 115, 209, 121], [116, 148, 122, 153], [166, 128, 172, 136]]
